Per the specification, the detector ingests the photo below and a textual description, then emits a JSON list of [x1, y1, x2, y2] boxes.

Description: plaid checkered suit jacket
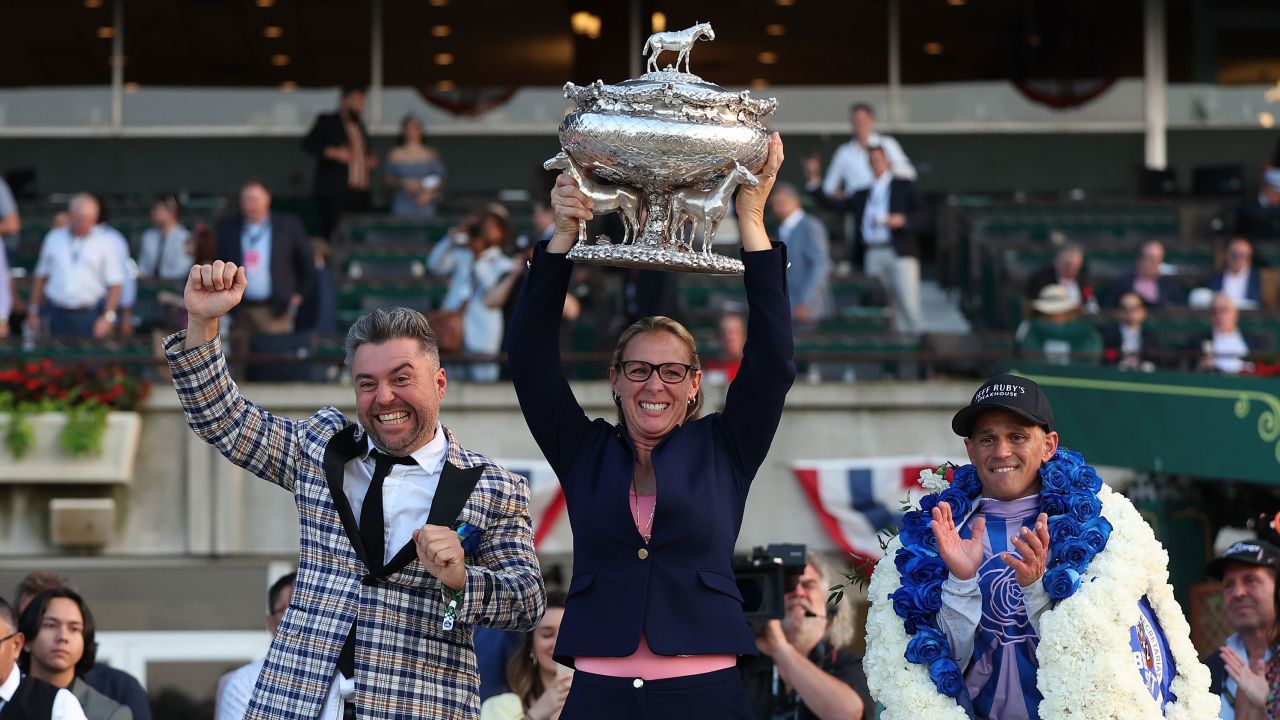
[[165, 333, 545, 719]]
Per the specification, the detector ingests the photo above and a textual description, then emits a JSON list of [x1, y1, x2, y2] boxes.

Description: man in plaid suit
[[165, 260, 546, 719]]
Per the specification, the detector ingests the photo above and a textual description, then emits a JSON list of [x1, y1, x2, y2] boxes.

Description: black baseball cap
[[951, 373, 1055, 437], [1206, 539, 1280, 579]]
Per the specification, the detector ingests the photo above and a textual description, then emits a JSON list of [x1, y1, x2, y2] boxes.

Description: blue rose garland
[[889, 448, 1114, 705]]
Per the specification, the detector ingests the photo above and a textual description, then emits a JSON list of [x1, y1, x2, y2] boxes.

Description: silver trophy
[[545, 22, 778, 274]]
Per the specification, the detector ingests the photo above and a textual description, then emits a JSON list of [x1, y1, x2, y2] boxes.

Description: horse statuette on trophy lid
[[546, 22, 778, 274]]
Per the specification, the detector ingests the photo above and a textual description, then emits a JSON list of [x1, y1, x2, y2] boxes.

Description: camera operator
[[741, 553, 871, 720]]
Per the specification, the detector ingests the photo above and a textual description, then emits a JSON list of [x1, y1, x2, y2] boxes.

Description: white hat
[[1032, 284, 1080, 315], [1187, 287, 1215, 309]]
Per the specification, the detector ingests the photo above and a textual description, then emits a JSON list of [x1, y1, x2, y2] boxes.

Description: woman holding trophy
[[506, 132, 794, 718]]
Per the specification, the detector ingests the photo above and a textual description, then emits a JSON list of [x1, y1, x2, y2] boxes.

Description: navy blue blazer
[[215, 211, 316, 317], [1207, 268, 1261, 306], [507, 242, 796, 663], [807, 178, 926, 259]]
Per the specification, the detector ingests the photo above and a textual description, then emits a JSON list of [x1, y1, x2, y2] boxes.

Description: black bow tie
[[368, 450, 416, 467]]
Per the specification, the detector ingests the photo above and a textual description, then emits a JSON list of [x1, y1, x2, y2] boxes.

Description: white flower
[[866, 480, 1220, 718], [917, 467, 950, 494]]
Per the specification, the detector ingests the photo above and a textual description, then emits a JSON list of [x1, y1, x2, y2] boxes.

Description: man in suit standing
[[165, 261, 545, 719], [768, 183, 833, 325], [1207, 237, 1262, 310], [805, 145, 926, 333], [215, 181, 316, 338], [304, 85, 377, 239]]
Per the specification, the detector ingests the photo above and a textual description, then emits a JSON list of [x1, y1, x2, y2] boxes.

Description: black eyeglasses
[[616, 360, 698, 384]]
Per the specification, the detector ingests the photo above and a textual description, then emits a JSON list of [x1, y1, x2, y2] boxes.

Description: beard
[[360, 406, 435, 456]]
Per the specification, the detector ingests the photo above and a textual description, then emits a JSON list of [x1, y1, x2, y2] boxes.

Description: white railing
[[96, 630, 271, 689]]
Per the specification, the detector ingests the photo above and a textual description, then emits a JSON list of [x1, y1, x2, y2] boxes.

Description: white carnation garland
[[864, 485, 1219, 720]]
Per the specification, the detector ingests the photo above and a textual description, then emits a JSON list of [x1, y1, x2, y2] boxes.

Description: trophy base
[[568, 242, 744, 275]]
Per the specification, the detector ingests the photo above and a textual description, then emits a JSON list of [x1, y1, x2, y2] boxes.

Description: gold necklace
[[631, 477, 656, 544]]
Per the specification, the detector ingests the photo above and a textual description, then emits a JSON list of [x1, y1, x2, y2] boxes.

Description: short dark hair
[[241, 179, 271, 196], [851, 102, 875, 116], [341, 84, 367, 98], [19, 588, 97, 676], [268, 573, 296, 614]]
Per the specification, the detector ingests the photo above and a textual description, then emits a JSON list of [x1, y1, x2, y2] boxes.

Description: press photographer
[[738, 550, 871, 720]]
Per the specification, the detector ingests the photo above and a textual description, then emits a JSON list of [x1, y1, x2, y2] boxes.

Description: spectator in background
[[1207, 237, 1261, 311], [293, 238, 337, 338], [770, 183, 833, 326], [1190, 293, 1266, 375], [428, 206, 514, 382], [1203, 540, 1280, 720], [1236, 167, 1280, 241], [805, 145, 926, 333], [488, 201, 580, 347], [215, 181, 316, 338], [18, 589, 131, 720], [1017, 284, 1102, 365], [94, 201, 136, 337], [384, 114, 446, 219], [0, 594, 86, 720], [27, 194, 124, 339], [0, 177, 19, 338], [1105, 240, 1186, 309], [215, 573, 295, 720], [1026, 243, 1095, 313], [1100, 292, 1160, 370], [303, 85, 376, 238], [820, 102, 916, 198], [740, 553, 870, 720], [14, 573, 150, 720], [703, 310, 747, 385], [136, 194, 192, 281], [479, 591, 570, 720]]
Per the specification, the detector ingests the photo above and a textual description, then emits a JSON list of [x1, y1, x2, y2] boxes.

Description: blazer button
[[633, 678, 644, 689], [637, 548, 649, 560]]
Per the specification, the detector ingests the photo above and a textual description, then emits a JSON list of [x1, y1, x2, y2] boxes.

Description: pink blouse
[[573, 491, 739, 680]]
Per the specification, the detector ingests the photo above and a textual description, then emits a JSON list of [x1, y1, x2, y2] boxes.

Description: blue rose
[[919, 493, 941, 514], [1043, 565, 1082, 600], [1068, 492, 1102, 523], [1039, 462, 1070, 494], [912, 578, 944, 614], [901, 554, 948, 586], [901, 509, 931, 536], [1046, 514, 1081, 545], [889, 587, 932, 634], [1056, 537, 1094, 571], [1040, 492, 1071, 517], [905, 626, 949, 664], [952, 465, 981, 497], [1068, 464, 1103, 494], [1079, 516, 1113, 554], [938, 488, 972, 520], [929, 657, 967, 699]]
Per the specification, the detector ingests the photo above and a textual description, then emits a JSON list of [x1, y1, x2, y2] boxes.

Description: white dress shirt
[[1220, 269, 1256, 310], [778, 209, 805, 241], [861, 173, 894, 246], [33, 226, 126, 309], [322, 424, 449, 713], [822, 132, 917, 195], [215, 659, 262, 720], [0, 665, 89, 720], [137, 224, 193, 280], [1211, 330, 1250, 374]]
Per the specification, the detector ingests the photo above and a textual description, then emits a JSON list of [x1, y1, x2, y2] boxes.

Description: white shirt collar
[[872, 170, 893, 189], [779, 209, 806, 235], [0, 665, 19, 702], [361, 422, 448, 474]]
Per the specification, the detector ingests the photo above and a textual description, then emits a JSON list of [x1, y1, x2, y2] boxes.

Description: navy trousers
[[560, 667, 754, 720]]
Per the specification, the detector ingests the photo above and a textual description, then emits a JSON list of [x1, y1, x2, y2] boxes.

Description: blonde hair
[[808, 552, 859, 650], [610, 316, 704, 423]]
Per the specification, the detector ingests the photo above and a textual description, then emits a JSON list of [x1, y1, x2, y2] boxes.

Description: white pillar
[[111, 0, 124, 132], [1143, 0, 1167, 169], [887, 0, 902, 128], [370, 0, 383, 129]]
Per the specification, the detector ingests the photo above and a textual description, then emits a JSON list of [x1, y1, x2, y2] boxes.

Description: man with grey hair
[[742, 553, 872, 720], [26, 193, 124, 338], [164, 259, 545, 719]]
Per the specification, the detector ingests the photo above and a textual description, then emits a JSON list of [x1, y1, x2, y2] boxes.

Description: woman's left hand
[[735, 132, 784, 224]]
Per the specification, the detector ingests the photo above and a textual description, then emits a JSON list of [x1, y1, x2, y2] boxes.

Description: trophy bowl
[[546, 24, 778, 274]]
